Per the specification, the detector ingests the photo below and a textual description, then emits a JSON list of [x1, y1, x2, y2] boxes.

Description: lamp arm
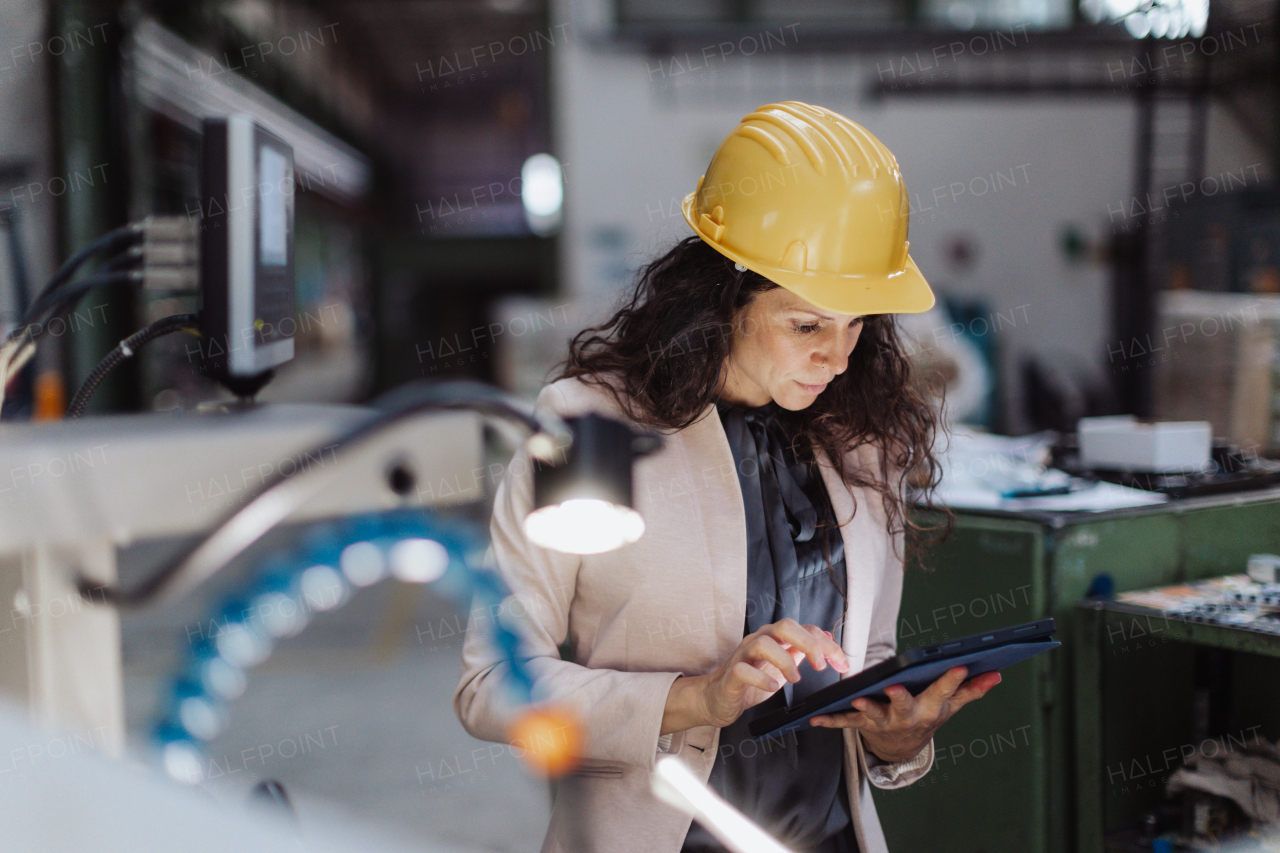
[[77, 380, 571, 608]]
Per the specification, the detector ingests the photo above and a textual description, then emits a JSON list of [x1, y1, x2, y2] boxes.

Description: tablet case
[[748, 619, 1060, 740]]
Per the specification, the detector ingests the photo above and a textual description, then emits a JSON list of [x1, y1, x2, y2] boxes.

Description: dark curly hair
[[550, 236, 950, 569]]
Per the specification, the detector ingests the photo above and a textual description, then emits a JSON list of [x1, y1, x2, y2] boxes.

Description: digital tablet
[[748, 618, 1060, 740]]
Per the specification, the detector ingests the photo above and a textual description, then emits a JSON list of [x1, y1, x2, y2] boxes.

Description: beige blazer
[[454, 375, 934, 853]]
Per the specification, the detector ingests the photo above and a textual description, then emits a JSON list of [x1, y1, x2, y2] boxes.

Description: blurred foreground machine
[[0, 403, 481, 754], [0, 699, 472, 853]]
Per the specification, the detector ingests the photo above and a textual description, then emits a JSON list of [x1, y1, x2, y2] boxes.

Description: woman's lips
[[796, 380, 828, 394]]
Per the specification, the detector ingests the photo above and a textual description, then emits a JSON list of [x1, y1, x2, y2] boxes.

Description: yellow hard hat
[[682, 101, 935, 316]]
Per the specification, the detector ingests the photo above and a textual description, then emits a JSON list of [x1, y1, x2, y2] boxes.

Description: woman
[[454, 102, 1001, 853]]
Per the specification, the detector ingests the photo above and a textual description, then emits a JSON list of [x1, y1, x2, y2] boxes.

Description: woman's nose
[[816, 342, 849, 375]]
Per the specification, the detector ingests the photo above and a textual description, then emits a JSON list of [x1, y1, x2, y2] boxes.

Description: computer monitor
[[199, 115, 295, 396]]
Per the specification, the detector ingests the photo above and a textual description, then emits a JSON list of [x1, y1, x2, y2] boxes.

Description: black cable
[[2, 272, 141, 360], [5, 269, 140, 353], [31, 250, 145, 341], [18, 250, 145, 350], [77, 380, 572, 608], [21, 225, 141, 325], [66, 313, 199, 419], [96, 246, 144, 275], [2, 261, 153, 421], [1, 247, 146, 414], [31, 271, 146, 348]]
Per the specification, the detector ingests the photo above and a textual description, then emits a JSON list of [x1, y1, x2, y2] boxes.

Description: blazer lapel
[[680, 403, 750, 664]]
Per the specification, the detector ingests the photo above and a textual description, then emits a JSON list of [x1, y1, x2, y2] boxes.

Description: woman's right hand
[[670, 618, 851, 731]]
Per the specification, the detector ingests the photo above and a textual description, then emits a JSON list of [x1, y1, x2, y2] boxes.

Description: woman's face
[[719, 285, 865, 410]]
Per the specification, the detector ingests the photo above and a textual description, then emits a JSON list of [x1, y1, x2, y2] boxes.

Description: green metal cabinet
[[872, 489, 1280, 853], [1074, 601, 1280, 853]]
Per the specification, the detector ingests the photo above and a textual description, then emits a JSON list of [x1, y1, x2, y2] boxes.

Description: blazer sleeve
[[854, 449, 935, 789], [452, 382, 685, 770]]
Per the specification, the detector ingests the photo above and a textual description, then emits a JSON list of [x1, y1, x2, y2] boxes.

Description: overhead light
[[521, 153, 564, 236], [1080, 0, 1207, 39], [524, 414, 662, 554]]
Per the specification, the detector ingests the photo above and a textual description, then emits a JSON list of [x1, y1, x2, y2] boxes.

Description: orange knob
[[506, 707, 583, 778]]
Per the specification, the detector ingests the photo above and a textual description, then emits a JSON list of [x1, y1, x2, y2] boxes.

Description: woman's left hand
[[808, 665, 1002, 763]]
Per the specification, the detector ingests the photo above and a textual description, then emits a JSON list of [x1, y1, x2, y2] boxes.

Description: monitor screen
[[199, 115, 296, 390]]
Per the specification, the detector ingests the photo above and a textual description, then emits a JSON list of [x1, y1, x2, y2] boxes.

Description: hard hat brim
[[681, 191, 936, 317]]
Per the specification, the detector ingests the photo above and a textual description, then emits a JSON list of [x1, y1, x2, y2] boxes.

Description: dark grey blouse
[[680, 398, 858, 853]]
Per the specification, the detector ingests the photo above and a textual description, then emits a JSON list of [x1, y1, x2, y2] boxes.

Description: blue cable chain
[[152, 507, 535, 784]]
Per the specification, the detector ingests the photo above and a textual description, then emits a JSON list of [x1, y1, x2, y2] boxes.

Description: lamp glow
[[523, 498, 645, 555], [526, 413, 661, 554]]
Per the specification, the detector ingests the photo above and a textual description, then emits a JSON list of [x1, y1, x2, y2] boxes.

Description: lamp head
[[524, 413, 662, 555]]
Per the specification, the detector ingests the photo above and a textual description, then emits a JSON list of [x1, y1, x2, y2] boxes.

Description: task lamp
[[79, 381, 659, 607], [69, 380, 662, 784], [525, 413, 663, 555]]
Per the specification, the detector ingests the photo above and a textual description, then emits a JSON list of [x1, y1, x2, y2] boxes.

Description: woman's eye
[[795, 323, 820, 334]]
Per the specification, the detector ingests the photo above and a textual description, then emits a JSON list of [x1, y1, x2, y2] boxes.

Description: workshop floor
[[119, 555, 550, 853]]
